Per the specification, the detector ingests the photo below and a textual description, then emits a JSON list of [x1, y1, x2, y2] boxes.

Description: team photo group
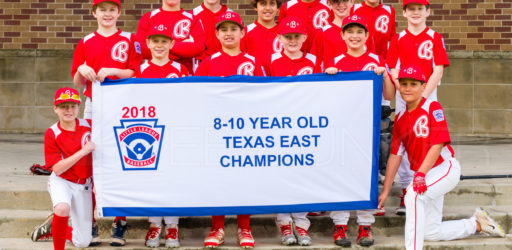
[[30, 0, 507, 249]]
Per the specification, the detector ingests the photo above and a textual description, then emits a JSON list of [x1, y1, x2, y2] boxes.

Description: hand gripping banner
[[92, 72, 382, 217]]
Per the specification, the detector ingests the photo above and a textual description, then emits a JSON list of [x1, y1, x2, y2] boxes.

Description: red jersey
[[278, 0, 331, 52], [350, 2, 395, 59], [326, 51, 386, 72], [311, 22, 375, 70], [44, 119, 93, 181], [242, 21, 282, 65], [387, 27, 450, 81], [71, 29, 142, 99], [190, 4, 231, 60], [267, 52, 319, 76], [135, 60, 189, 78], [195, 51, 265, 76], [391, 98, 454, 171], [136, 8, 205, 72]]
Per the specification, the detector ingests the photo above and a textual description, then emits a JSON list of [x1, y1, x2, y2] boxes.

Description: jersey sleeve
[[429, 102, 451, 146], [390, 116, 404, 156], [170, 18, 206, 58], [128, 33, 143, 71], [71, 39, 86, 78], [44, 129, 62, 169], [433, 33, 450, 68], [310, 31, 324, 70], [277, 4, 287, 24], [386, 34, 399, 69], [194, 56, 210, 76], [135, 13, 153, 60]]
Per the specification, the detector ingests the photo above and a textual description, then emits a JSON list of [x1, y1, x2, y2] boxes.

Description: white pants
[[276, 212, 310, 230], [404, 158, 477, 250], [148, 216, 179, 227], [48, 173, 93, 248], [396, 89, 437, 189], [329, 210, 375, 226], [83, 97, 92, 120]]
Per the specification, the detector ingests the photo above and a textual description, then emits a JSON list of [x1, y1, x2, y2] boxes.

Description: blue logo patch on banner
[[433, 109, 445, 122], [113, 119, 165, 170]]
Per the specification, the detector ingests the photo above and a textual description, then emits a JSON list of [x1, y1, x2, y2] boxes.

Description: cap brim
[[216, 20, 243, 29], [342, 22, 368, 32], [148, 34, 172, 40], [54, 99, 81, 106]]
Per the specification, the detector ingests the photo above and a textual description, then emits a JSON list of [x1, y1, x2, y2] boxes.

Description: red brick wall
[[0, 0, 511, 51]]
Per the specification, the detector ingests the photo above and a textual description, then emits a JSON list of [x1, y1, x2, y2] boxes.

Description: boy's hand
[[378, 191, 389, 210], [325, 67, 338, 75], [97, 68, 119, 82], [375, 67, 390, 80], [413, 172, 427, 194], [82, 141, 96, 154], [78, 65, 97, 82]]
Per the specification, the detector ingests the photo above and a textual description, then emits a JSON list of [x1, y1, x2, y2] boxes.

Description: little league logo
[[114, 119, 165, 170]]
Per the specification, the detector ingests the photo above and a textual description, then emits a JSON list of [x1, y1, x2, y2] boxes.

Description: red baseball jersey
[[136, 8, 205, 72], [350, 2, 395, 59], [242, 21, 282, 65], [190, 4, 231, 60], [44, 119, 93, 181], [71, 30, 142, 99], [278, 0, 331, 52], [135, 60, 189, 78], [387, 27, 450, 81], [311, 22, 375, 70], [326, 51, 386, 72], [391, 98, 454, 171], [267, 52, 319, 76], [195, 51, 265, 76]]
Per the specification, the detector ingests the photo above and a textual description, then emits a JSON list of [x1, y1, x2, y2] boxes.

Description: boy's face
[[342, 25, 368, 50], [278, 33, 307, 54], [364, 0, 380, 7], [216, 22, 244, 49], [329, 0, 353, 18], [399, 78, 425, 104], [163, 0, 181, 8], [403, 3, 430, 25], [256, 0, 278, 23], [54, 102, 79, 123], [204, 0, 220, 6], [147, 35, 175, 60], [92, 2, 120, 29]]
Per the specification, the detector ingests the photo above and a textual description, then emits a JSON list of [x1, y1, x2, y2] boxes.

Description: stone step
[[1, 235, 511, 250], [1, 206, 510, 239]]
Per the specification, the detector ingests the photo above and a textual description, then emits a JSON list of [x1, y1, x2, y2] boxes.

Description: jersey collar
[[201, 3, 228, 15]]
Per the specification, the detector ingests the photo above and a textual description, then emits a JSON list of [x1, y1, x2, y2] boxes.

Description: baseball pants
[[148, 216, 179, 227], [330, 210, 375, 226], [404, 158, 477, 250], [276, 212, 310, 230]]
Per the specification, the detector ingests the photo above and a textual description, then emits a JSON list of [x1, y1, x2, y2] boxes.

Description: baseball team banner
[[92, 72, 382, 217]]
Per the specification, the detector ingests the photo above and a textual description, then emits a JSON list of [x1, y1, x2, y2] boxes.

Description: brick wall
[[1, 0, 511, 51]]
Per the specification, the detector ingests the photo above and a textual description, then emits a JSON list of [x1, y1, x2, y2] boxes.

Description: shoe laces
[[238, 228, 253, 239], [295, 226, 309, 236], [359, 226, 371, 238], [147, 227, 160, 239], [208, 228, 223, 238], [166, 227, 178, 239], [280, 224, 293, 235], [334, 225, 347, 238]]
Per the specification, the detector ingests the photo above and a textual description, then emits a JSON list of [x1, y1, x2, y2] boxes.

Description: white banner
[[92, 72, 382, 217]]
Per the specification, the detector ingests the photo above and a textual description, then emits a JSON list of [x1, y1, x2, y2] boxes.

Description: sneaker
[[333, 225, 351, 247], [474, 207, 506, 237], [237, 228, 255, 248], [204, 227, 225, 248], [356, 225, 374, 247], [165, 224, 180, 248], [279, 224, 297, 245], [31, 213, 53, 242], [395, 188, 406, 216], [110, 219, 127, 246], [374, 207, 386, 216], [89, 222, 101, 246], [294, 226, 311, 246], [145, 226, 161, 248]]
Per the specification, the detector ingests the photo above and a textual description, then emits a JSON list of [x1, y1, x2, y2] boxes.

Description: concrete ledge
[[448, 51, 512, 59]]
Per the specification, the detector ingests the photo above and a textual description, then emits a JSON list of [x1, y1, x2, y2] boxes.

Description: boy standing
[[386, 0, 450, 216], [195, 11, 263, 248], [378, 65, 506, 250], [136, 24, 188, 248], [45, 87, 95, 250], [325, 14, 394, 247]]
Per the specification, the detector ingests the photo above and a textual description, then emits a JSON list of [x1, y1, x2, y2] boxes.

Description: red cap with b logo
[[279, 17, 307, 35], [54, 87, 81, 106], [398, 65, 427, 82], [342, 14, 368, 31], [92, 0, 121, 8], [148, 24, 173, 39], [216, 11, 244, 29]]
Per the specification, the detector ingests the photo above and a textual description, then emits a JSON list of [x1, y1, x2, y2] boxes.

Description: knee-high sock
[[237, 215, 250, 229], [212, 215, 225, 229], [52, 214, 69, 250]]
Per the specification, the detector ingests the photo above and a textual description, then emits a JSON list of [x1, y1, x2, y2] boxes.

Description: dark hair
[[251, 0, 282, 9], [342, 23, 368, 33]]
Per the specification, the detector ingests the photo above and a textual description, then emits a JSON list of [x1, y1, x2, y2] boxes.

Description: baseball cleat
[[89, 222, 101, 246], [356, 225, 374, 246], [110, 219, 128, 246], [279, 224, 297, 245], [474, 207, 506, 237], [145, 226, 161, 248], [294, 226, 312, 246], [237, 228, 255, 248], [204, 227, 225, 248], [31, 213, 53, 242], [374, 207, 386, 216], [333, 225, 351, 247], [165, 224, 180, 248]]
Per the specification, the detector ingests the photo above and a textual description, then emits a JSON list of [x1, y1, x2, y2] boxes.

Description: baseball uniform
[[191, 3, 231, 60], [136, 60, 189, 78], [242, 21, 282, 65], [195, 51, 266, 77], [267, 52, 319, 76]]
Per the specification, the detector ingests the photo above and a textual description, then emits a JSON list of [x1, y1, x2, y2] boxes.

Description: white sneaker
[[474, 207, 506, 237], [145, 226, 161, 248], [165, 224, 180, 248]]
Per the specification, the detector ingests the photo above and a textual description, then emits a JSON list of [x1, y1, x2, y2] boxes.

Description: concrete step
[[1, 235, 511, 250], [1, 207, 510, 239]]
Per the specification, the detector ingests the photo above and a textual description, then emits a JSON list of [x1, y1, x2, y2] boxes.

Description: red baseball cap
[[216, 11, 244, 29], [93, 0, 121, 8], [403, 0, 430, 8], [342, 14, 368, 31], [279, 17, 307, 35], [398, 65, 427, 82], [148, 24, 173, 39], [54, 87, 81, 106]]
